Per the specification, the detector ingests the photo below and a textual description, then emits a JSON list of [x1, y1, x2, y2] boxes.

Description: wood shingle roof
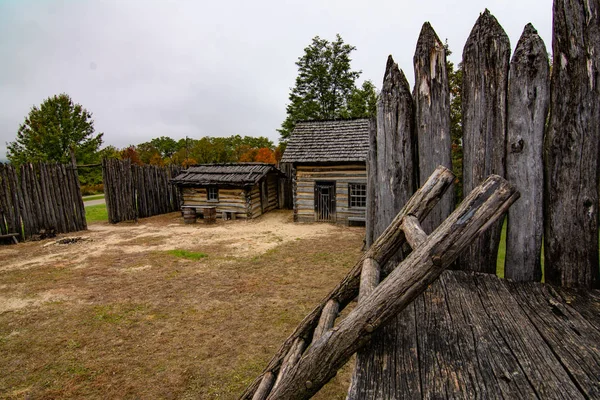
[[280, 119, 370, 163], [171, 163, 280, 187]]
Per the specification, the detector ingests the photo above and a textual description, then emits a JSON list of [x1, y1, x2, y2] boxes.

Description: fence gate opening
[[314, 181, 335, 222]]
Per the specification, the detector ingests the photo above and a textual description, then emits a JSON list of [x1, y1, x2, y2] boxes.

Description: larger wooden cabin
[[171, 163, 283, 219], [280, 119, 370, 225]]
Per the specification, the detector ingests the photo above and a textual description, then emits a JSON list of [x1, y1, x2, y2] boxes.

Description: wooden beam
[[313, 300, 339, 342], [267, 175, 519, 399], [239, 165, 455, 399], [401, 215, 428, 250]]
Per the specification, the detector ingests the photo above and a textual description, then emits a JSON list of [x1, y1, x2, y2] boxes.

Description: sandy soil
[[0, 210, 344, 313]]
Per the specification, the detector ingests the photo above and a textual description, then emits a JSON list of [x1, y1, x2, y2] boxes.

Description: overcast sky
[[0, 0, 553, 160]]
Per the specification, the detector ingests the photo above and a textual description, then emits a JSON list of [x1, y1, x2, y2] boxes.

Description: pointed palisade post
[[349, 56, 417, 399], [505, 24, 549, 282], [267, 175, 519, 400], [544, 0, 600, 288], [460, 9, 511, 274], [240, 165, 455, 400], [413, 22, 453, 234]]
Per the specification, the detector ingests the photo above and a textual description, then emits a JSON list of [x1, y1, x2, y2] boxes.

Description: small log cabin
[[280, 119, 370, 225], [170, 163, 283, 219]]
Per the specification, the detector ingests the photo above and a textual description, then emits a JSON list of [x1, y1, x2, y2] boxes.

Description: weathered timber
[[460, 9, 511, 273], [358, 258, 380, 301], [312, 300, 339, 342], [267, 175, 519, 399], [507, 281, 600, 397], [103, 159, 181, 223], [369, 55, 416, 244], [413, 22, 453, 233], [544, 0, 600, 288], [505, 24, 550, 282], [401, 215, 428, 250], [239, 166, 455, 399], [272, 338, 306, 392], [252, 372, 275, 400], [351, 55, 417, 398]]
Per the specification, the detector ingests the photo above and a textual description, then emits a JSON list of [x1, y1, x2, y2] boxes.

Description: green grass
[[167, 249, 208, 260], [83, 194, 105, 202], [85, 204, 108, 223], [496, 219, 546, 282]]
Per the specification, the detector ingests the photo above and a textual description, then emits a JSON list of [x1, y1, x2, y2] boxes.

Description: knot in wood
[[432, 254, 443, 266], [364, 323, 375, 333]]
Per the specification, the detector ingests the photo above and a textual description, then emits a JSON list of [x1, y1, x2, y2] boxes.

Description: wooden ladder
[[241, 166, 519, 400]]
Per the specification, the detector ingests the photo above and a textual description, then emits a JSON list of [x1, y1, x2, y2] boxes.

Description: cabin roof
[[171, 163, 280, 187], [280, 118, 370, 163]]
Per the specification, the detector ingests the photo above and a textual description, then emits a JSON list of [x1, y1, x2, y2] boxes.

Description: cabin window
[[207, 186, 219, 201], [349, 183, 367, 208]]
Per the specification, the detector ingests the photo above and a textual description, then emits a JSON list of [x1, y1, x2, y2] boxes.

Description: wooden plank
[[460, 9, 510, 274], [505, 24, 549, 282], [414, 22, 454, 234], [268, 175, 518, 399], [543, 0, 600, 288], [507, 281, 600, 398]]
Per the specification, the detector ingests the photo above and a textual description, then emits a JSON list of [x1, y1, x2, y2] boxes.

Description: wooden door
[[314, 182, 336, 222]]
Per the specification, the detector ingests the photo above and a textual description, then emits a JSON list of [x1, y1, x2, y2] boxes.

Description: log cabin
[[280, 119, 371, 225], [170, 163, 283, 220]]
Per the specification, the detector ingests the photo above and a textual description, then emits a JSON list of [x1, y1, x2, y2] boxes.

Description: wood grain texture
[[239, 166, 454, 399], [543, 0, 600, 288], [505, 23, 549, 282], [413, 22, 454, 234], [460, 9, 511, 274], [267, 175, 518, 399]]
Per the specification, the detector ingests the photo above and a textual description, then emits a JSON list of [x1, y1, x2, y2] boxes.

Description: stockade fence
[[0, 163, 86, 241], [102, 159, 181, 224]]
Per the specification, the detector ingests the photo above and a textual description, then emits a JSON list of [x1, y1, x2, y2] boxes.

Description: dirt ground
[[0, 210, 364, 399]]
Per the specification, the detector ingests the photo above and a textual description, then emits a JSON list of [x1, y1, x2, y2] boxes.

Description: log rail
[[242, 167, 519, 399]]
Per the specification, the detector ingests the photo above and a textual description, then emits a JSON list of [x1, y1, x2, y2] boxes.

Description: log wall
[[294, 164, 367, 225], [102, 159, 181, 223], [183, 187, 249, 218], [181, 172, 280, 219], [0, 163, 86, 241]]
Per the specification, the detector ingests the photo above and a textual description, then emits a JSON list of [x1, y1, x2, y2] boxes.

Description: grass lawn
[[82, 194, 105, 202], [0, 212, 361, 399], [85, 204, 108, 223]]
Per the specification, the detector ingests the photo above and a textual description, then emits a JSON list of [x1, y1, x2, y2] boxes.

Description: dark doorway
[[314, 181, 336, 222]]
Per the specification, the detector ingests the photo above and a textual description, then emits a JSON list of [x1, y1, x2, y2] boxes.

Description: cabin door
[[314, 182, 336, 222]]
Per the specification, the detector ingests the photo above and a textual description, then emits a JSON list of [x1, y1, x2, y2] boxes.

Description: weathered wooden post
[[241, 166, 455, 400], [460, 9, 511, 273], [353, 55, 416, 398], [266, 175, 519, 400], [413, 22, 453, 234], [366, 55, 416, 248], [544, 0, 600, 288], [505, 24, 549, 282]]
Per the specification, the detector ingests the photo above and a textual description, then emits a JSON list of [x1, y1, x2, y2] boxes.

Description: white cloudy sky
[[0, 0, 553, 160]]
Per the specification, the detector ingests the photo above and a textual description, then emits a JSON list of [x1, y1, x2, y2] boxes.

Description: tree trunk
[[460, 9, 511, 274], [505, 24, 549, 282], [544, 0, 600, 288], [413, 22, 453, 234], [348, 55, 416, 399]]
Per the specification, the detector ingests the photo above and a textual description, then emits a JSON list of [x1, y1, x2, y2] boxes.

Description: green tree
[[345, 80, 378, 119], [279, 34, 363, 139], [445, 42, 464, 202], [7, 93, 103, 165]]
